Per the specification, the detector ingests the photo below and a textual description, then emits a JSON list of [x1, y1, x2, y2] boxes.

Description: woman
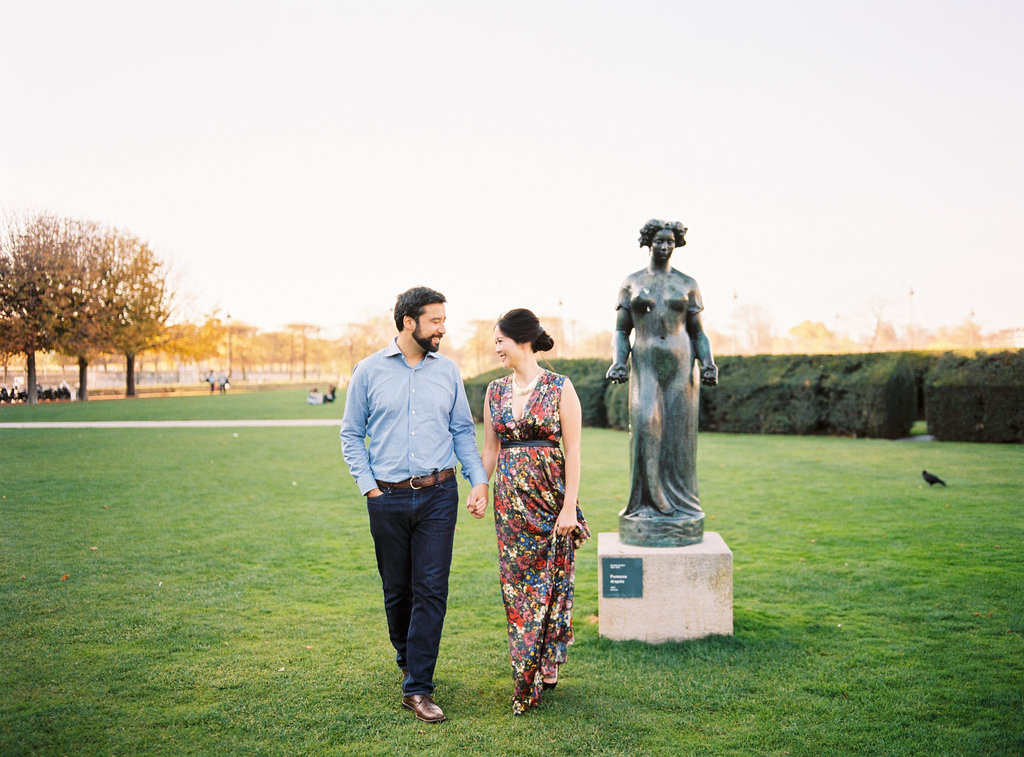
[[480, 308, 590, 715], [606, 219, 718, 546]]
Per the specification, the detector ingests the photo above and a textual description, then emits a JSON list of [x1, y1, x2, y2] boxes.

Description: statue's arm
[[606, 304, 633, 383], [687, 310, 719, 386]]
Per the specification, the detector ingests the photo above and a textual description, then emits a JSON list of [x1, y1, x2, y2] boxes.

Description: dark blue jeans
[[366, 476, 458, 697]]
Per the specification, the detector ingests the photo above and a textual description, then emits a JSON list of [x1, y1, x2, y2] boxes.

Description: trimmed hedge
[[699, 354, 916, 438], [605, 381, 629, 432], [899, 350, 943, 421], [467, 351, 1024, 442], [604, 354, 916, 438], [924, 350, 1024, 443], [464, 358, 611, 427]]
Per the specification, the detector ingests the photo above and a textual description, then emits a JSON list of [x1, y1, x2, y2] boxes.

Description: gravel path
[[0, 419, 341, 429]]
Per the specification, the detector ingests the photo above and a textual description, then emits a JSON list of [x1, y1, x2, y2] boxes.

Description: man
[[340, 286, 488, 724]]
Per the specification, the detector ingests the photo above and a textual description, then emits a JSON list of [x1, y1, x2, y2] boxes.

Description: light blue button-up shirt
[[340, 339, 487, 495]]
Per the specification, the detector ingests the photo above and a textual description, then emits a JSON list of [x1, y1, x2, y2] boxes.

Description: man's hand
[[366, 487, 384, 498], [466, 483, 489, 519]]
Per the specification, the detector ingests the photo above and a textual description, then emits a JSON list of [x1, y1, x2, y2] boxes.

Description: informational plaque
[[602, 557, 643, 598]]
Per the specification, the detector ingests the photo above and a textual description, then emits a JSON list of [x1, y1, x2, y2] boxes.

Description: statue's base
[[598, 531, 733, 643], [619, 510, 704, 547]]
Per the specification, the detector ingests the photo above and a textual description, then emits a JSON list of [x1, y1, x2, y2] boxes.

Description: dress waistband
[[500, 439, 560, 449]]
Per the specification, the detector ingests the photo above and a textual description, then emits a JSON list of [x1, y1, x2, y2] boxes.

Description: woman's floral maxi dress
[[487, 369, 590, 714]]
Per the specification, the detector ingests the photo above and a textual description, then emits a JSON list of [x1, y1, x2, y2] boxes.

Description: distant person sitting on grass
[[307, 388, 323, 405], [323, 385, 336, 403]]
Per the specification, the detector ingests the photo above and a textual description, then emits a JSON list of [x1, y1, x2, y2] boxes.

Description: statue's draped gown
[[617, 268, 705, 519]]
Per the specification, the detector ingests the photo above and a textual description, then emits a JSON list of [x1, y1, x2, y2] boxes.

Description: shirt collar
[[385, 337, 439, 361]]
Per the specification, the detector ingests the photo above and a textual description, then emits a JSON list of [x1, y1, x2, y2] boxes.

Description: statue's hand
[[701, 364, 719, 386], [606, 363, 629, 384]]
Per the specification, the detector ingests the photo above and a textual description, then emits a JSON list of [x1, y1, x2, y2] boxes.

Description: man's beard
[[413, 326, 441, 353]]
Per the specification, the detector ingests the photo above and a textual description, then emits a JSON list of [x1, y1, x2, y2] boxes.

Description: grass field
[[2, 392, 1022, 755], [0, 387, 337, 422]]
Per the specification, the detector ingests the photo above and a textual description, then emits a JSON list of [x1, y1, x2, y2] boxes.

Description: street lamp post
[[908, 288, 915, 350], [226, 312, 232, 379]]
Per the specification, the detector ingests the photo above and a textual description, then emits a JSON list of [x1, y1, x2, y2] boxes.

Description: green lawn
[[1, 395, 1021, 755], [0, 388, 333, 422]]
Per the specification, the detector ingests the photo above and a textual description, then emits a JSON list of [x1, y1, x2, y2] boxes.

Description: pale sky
[[2, 1, 1022, 343]]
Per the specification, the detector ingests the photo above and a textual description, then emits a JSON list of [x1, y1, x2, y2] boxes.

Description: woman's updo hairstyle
[[497, 308, 555, 353]]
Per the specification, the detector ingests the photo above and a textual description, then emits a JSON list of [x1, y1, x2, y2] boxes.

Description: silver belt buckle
[[409, 475, 424, 490]]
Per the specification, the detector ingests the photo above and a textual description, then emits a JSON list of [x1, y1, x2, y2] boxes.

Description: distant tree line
[[714, 305, 1020, 356], [5, 211, 1018, 406]]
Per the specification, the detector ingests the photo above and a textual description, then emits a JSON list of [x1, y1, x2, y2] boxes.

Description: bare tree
[[461, 318, 498, 376], [255, 329, 292, 374], [338, 315, 393, 379], [286, 323, 320, 380], [735, 303, 775, 355], [567, 328, 616, 359], [226, 320, 259, 380]]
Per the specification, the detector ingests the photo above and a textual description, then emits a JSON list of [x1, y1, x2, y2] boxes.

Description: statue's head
[[638, 219, 687, 249]]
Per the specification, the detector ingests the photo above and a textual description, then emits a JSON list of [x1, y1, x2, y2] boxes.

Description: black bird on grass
[[922, 470, 947, 486]]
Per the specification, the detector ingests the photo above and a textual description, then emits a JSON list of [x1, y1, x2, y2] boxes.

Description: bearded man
[[340, 286, 488, 723]]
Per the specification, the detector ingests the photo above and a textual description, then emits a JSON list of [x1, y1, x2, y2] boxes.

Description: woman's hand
[[466, 483, 489, 519], [554, 504, 579, 536]]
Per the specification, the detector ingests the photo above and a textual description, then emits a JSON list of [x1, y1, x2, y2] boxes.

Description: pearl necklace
[[511, 371, 540, 397]]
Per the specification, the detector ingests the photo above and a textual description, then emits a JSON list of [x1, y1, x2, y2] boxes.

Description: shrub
[[605, 382, 629, 431], [470, 352, 926, 439], [899, 350, 943, 420], [924, 350, 1024, 442], [701, 354, 916, 438]]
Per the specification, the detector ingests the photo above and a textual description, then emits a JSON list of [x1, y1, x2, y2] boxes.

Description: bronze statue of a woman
[[606, 219, 718, 547]]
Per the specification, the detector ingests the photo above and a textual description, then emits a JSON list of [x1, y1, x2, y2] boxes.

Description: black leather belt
[[376, 467, 455, 490], [500, 440, 560, 449]]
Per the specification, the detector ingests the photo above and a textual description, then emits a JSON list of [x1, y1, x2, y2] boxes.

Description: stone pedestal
[[598, 531, 733, 643]]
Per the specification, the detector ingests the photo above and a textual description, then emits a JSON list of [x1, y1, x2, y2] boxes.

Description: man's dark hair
[[394, 286, 447, 331]]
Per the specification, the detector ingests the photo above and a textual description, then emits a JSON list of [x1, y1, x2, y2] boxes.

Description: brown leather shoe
[[401, 694, 446, 723]]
